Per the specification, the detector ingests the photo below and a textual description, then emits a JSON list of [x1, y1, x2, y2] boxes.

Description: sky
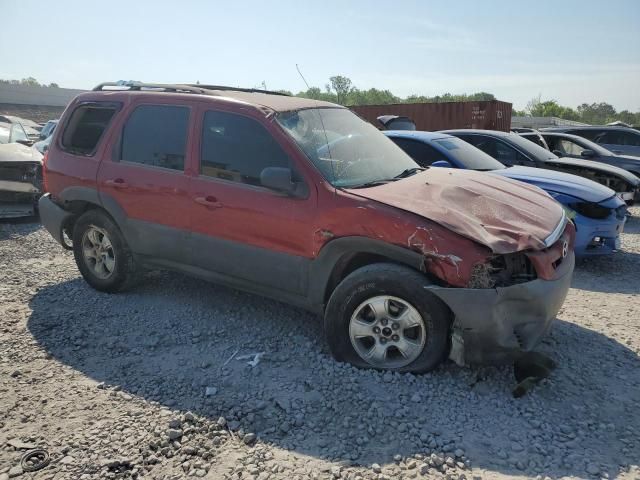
[[2, 0, 640, 111]]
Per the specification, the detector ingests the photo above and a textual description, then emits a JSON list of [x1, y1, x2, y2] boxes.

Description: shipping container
[[350, 100, 512, 132]]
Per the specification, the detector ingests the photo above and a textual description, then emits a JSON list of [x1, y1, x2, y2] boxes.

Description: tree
[[20, 77, 40, 87], [327, 76, 353, 105], [577, 102, 618, 125]]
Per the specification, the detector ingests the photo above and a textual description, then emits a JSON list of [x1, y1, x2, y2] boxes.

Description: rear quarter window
[[61, 103, 118, 155]]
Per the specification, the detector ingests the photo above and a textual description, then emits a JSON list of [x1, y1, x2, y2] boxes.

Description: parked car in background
[[386, 130, 626, 257], [376, 115, 416, 130], [443, 129, 640, 205], [515, 129, 550, 149], [0, 115, 41, 140], [0, 143, 43, 218], [39, 119, 58, 140], [541, 126, 640, 157], [33, 135, 52, 154], [540, 132, 640, 179], [39, 81, 575, 371], [0, 121, 32, 146]]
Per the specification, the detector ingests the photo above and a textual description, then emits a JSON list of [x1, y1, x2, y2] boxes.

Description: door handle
[[105, 178, 129, 188], [194, 196, 223, 209]]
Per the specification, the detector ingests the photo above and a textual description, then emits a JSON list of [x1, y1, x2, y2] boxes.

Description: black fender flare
[[308, 236, 426, 308], [58, 186, 128, 231]]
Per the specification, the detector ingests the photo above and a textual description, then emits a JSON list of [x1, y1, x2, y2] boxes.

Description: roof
[[384, 130, 452, 141], [439, 129, 512, 137], [88, 82, 342, 113], [541, 125, 639, 132]]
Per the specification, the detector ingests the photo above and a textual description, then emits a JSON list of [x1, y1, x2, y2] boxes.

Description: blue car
[[385, 130, 627, 256]]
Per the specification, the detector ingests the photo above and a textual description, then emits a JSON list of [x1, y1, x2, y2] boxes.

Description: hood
[[345, 168, 564, 254], [548, 157, 640, 185], [494, 166, 615, 203], [0, 143, 43, 164]]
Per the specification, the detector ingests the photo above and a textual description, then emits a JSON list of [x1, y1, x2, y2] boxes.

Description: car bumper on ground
[[38, 193, 73, 245], [426, 251, 575, 366], [573, 214, 625, 256]]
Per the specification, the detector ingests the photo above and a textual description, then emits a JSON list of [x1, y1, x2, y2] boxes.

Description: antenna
[[296, 64, 311, 90]]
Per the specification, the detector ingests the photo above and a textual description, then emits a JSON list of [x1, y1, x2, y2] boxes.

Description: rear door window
[[62, 103, 118, 155], [558, 139, 584, 155], [467, 136, 529, 166], [200, 110, 290, 186], [390, 138, 444, 166], [120, 105, 189, 171]]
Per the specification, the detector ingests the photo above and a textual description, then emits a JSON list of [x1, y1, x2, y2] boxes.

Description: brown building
[[351, 100, 512, 132]]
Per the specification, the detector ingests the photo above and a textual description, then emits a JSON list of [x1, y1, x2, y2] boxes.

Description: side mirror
[[580, 149, 595, 158], [260, 167, 307, 197], [431, 160, 452, 168], [552, 149, 564, 157]]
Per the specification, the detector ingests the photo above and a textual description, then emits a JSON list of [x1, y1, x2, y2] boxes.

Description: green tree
[[327, 76, 353, 105], [577, 102, 618, 125]]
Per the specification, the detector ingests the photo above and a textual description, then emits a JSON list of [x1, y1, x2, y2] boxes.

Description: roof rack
[[92, 81, 209, 94], [92, 81, 290, 97], [186, 84, 290, 97]]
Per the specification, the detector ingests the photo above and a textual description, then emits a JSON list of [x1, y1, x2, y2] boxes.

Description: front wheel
[[324, 263, 451, 373]]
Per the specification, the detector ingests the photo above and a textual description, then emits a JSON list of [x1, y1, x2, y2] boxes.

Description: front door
[[188, 107, 317, 296], [97, 102, 194, 264]]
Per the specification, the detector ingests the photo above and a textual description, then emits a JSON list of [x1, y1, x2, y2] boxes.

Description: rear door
[[597, 130, 640, 156], [187, 106, 317, 296], [464, 135, 534, 166], [97, 101, 194, 264]]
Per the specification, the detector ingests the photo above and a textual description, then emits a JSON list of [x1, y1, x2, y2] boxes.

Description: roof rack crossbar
[[186, 84, 290, 96], [92, 82, 208, 94], [92, 81, 290, 97]]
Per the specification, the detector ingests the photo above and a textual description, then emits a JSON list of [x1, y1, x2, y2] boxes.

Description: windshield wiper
[[347, 179, 392, 189], [347, 168, 426, 188], [393, 167, 426, 179]]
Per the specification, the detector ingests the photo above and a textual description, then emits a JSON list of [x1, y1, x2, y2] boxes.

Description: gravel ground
[[1, 210, 639, 480]]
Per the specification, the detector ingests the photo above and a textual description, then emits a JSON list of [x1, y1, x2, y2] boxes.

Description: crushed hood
[[0, 143, 43, 164], [494, 166, 615, 203], [345, 168, 564, 254], [547, 157, 640, 185]]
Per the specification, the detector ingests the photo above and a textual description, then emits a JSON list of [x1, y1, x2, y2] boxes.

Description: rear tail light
[[42, 150, 49, 193]]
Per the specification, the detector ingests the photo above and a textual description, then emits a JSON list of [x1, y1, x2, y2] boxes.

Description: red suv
[[39, 82, 575, 372]]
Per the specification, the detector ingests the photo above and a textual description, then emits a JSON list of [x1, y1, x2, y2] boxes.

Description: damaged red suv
[[39, 82, 575, 372]]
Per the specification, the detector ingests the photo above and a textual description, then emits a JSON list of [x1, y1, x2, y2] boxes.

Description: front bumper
[[426, 251, 575, 366], [38, 193, 74, 246], [0, 180, 41, 218], [573, 213, 625, 256]]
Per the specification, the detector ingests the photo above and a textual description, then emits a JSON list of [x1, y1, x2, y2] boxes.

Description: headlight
[[568, 202, 611, 220]]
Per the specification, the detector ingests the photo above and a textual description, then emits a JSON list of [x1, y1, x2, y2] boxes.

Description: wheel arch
[[309, 236, 434, 309], [58, 186, 127, 235]]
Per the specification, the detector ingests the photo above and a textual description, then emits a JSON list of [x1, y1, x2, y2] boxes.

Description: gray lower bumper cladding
[[38, 194, 74, 246], [427, 253, 575, 366]]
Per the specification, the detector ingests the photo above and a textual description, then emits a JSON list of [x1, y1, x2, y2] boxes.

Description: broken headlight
[[569, 202, 611, 220], [468, 253, 537, 289]]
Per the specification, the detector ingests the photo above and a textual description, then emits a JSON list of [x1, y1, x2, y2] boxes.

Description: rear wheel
[[324, 263, 451, 373], [72, 209, 138, 292]]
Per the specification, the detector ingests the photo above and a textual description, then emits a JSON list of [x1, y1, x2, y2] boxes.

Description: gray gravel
[[1, 210, 639, 479]]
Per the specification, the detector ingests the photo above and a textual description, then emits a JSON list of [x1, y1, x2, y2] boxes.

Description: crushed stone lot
[[1, 210, 639, 480]]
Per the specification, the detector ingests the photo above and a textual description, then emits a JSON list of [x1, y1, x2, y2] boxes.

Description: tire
[[324, 263, 451, 373], [72, 209, 138, 293]]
